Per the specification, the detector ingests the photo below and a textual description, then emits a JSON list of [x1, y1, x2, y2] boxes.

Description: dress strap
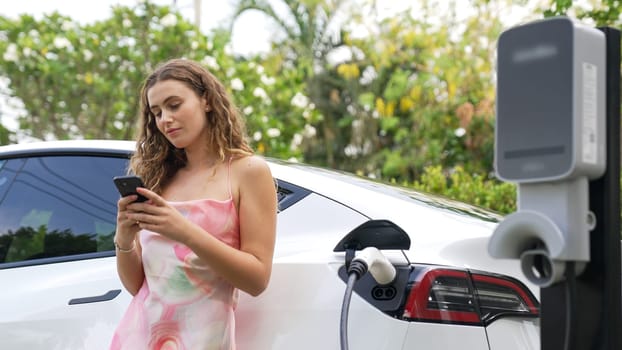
[[227, 156, 233, 200]]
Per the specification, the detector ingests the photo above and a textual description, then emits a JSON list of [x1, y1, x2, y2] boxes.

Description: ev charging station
[[488, 17, 621, 349]]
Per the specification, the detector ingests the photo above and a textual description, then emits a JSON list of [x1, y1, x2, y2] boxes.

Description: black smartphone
[[113, 175, 148, 202]]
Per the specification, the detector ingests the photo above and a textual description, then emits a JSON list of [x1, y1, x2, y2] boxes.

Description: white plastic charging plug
[[351, 247, 397, 285]]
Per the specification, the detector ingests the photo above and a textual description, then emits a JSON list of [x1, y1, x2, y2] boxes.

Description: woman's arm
[[114, 195, 146, 295], [186, 156, 277, 295]]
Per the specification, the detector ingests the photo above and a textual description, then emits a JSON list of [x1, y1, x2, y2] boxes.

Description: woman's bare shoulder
[[231, 155, 272, 179]]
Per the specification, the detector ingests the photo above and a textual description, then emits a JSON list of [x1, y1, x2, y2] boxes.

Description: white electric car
[[0, 140, 540, 350]]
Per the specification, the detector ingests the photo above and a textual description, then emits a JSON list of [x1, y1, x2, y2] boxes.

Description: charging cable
[[340, 247, 397, 350]]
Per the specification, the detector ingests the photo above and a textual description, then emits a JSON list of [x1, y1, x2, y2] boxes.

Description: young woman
[[110, 58, 277, 349]]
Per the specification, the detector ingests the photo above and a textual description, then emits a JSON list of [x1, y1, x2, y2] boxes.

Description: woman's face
[[147, 79, 209, 150]]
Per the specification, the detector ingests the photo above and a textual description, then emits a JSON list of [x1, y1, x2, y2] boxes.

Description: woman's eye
[[170, 103, 180, 110]]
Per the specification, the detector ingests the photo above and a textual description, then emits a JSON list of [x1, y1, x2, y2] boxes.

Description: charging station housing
[[489, 16, 606, 288], [495, 17, 606, 183]]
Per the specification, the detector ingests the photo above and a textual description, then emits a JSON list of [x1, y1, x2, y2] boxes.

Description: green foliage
[[232, 0, 357, 166], [0, 0, 555, 214], [0, 1, 308, 159], [0, 3, 204, 139], [545, 0, 621, 27], [314, 0, 502, 181], [413, 165, 517, 214], [0, 123, 13, 145]]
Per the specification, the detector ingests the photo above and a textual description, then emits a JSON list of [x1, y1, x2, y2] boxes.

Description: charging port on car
[[372, 286, 397, 300]]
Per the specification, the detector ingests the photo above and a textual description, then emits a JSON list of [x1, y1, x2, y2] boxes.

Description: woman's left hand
[[125, 187, 194, 243]]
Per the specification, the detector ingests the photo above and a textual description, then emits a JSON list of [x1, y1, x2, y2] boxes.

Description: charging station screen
[[496, 19, 573, 181]]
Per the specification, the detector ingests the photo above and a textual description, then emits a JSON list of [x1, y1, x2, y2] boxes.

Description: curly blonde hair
[[130, 58, 253, 194]]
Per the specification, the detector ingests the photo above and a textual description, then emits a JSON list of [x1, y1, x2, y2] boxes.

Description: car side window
[[275, 179, 310, 212], [0, 155, 128, 266]]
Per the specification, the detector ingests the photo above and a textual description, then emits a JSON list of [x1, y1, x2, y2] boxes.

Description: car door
[[0, 154, 132, 350]]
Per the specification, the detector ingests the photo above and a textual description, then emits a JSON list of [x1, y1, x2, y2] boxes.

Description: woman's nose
[[160, 110, 174, 122]]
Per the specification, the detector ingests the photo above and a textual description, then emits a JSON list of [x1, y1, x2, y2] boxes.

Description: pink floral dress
[[110, 176, 240, 350]]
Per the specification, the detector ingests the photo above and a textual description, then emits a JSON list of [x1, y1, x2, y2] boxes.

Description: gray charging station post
[[488, 17, 621, 350], [539, 26, 621, 350]]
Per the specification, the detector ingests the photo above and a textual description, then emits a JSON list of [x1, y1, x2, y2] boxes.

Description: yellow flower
[[409, 86, 422, 101], [399, 97, 414, 112], [337, 63, 360, 80], [375, 97, 386, 116], [448, 82, 457, 99], [385, 101, 396, 117], [84, 72, 93, 85], [403, 31, 416, 47]]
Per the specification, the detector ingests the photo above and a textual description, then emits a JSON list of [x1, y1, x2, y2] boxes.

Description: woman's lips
[[166, 128, 181, 136]]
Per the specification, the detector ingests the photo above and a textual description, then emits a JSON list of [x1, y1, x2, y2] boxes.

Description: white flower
[[253, 131, 262, 141], [83, 49, 93, 61], [191, 41, 199, 50], [291, 92, 309, 109], [344, 144, 360, 157], [360, 66, 377, 85], [267, 128, 281, 138], [114, 121, 124, 129], [108, 55, 119, 63], [261, 116, 269, 123], [224, 43, 233, 56], [261, 75, 275, 85], [118, 36, 136, 48], [206, 41, 214, 51], [45, 52, 59, 60], [303, 124, 317, 138], [256, 65, 265, 74], [22, 47, 32, 57], [230, 78, 244, 91], [123, 18, 132, 28], [243, 106, 253, 115], [202, 56, 220, 70], [290, 133, 303, 150], [2, 43, 19, 62], [161, 13, 178, 27], [53, 37, 72, 50], [61, 21, 75, 32], [253, 87, 268, 99], [454, 127, 466, 137], [82, 49, 93, 62]]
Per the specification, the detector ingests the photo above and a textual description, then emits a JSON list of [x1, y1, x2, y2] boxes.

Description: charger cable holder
[[489, 176, 594, 287]]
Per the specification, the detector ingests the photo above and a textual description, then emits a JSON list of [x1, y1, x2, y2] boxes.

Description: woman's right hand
[[115, 195, 143, 246]]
